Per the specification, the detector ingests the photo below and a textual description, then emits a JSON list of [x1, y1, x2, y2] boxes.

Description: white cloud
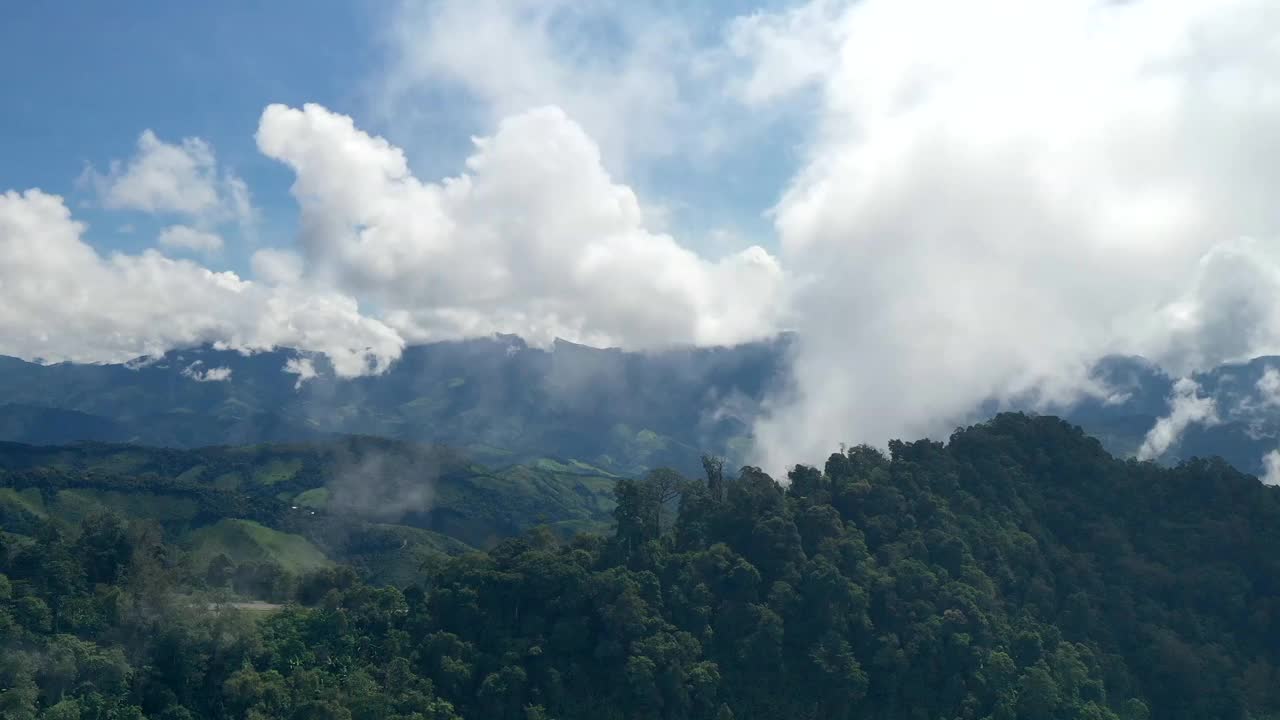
[[225, 174, 255, 228], [725, 0, 847, 105], [1137, 378, 1219, 460], [224, 174, 258, 241], [381, 0, 742, 173], [86, 130, 222, 215], [82, 129, 256, 246], [283, 357, 318, 389], [256, 102, 786, 349], [1258, 367, 1280, 407], [744, 0, 1280, 470], [0, 189, 402, 377], [2, 98, 784, 380], [182, 362, 232, 382], [1261, 450, 1280, 486], [158, 225, 224, 255], [1142, 238, 1280, 374]]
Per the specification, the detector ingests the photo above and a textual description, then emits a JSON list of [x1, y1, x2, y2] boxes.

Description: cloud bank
[[0, 189, 401, 376], [255, 102, 786, 349], [745, 0, 1280, 471], [2, 102, 783, 372]]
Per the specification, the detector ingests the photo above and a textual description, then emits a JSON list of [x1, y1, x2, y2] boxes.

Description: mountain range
[[1, 335, 1278, 478], [0, 336, 789, 476]]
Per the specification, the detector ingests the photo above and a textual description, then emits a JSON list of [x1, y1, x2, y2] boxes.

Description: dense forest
[[2, 414, 1280, 719]]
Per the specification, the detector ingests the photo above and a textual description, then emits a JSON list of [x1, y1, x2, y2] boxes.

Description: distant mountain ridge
[[1065, 354, 1280, 475], [0, 335, 791, 475], [3, 335, 1280, 477]]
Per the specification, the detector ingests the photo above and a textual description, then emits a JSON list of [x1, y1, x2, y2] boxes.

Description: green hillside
[[187, 519, 331, 574], [0, 436, 618, 581]]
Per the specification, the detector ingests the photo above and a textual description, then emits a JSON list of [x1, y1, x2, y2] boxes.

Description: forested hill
[[3, 413, 1280, 719], [0, 437, 620, 583]]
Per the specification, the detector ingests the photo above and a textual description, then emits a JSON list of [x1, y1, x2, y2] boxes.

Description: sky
[[2, 2, 375, 258], [5, 0, 1280, 469], [0, 0, 793, 271]]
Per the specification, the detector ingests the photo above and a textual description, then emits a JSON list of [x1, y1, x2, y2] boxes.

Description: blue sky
[[0, 1, 795, 275], [1, 1, 386, 265]]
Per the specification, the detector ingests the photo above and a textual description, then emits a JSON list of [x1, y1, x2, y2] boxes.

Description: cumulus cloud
[[1137, 378, 1219, 460], [744, 0, 1280, 470], [158, 225, 223, 255], [85, 130, 222, 215], [256, 102, 786, 349], [81, 129, 255, 239], [0, 189, 401, 376], [2, 97, 784, 380]]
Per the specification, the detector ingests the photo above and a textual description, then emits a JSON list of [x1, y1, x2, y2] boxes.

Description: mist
[[324, 440, 441, 524]]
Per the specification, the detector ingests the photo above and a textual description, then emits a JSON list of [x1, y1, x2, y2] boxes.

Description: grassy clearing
[[187, 519, 331, 573], [0, 487, 46, 517], [293, 487, 329, 509], [252, 458, 303, 486]]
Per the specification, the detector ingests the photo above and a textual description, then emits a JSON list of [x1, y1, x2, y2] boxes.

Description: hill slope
[[0, 437, 619, 581]]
